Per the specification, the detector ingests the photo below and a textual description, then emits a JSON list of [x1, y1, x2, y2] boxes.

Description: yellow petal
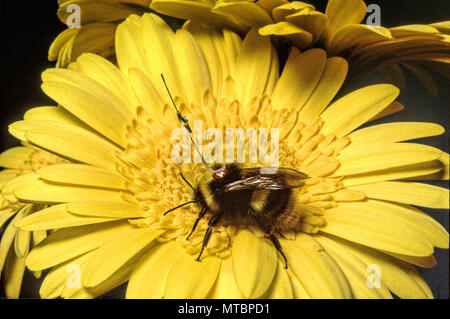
[[272, 1, 315, 22], [351, 34, 447, 62], [24, 106, 89, 129], [14, 178, 123, 204], [67, 200, 143, 218], [211, 1, 273, 30], [287, 268, 311, 299], [56, 22, 117, 69], [82, 228, 164, 288], [348, 122, 445, 145], [115, 15, 151, 81], [281, 233, 352, 298], [32, 230, 47, 247], [1, 172, 39, 204], [348, 181, 449, 209], [316, 235, 392, 299], [330, 237, 434, 299], [321, 207, 434, 257], [235, 28, 275, 105], [184, 25, 222, 99], [173, 29, 212, 106], [38, 164, 127, 191], [13, 120, 120, 170], [42, 68, 133, 147], [0, 147, 34, 169], [26, 221, 132, 271], [48, 27, 78, 61], [325, 0, 367, 36], [75, 53, 138, 112], [151, 0, 242, 31], [415, 152, 449, 180], [0, 206, 32, 274], [257, 0, 289, 13], [404, 267, 434, 299], [369, 101, 405, 122], [126, 242, 181, 299], [15, 204, 117, 231], [336, 200, 449, 249], [264, 45, 280, 96], [186, 24, 243, 99], [39, 252, 92, 299], [389, 24, 440, 37], [129, 14, 185, 105], [335, 143, 442, 176], [272, 48, 326, 111], [259, 22, 313, 49], [263, 259, 294, 298], [285, 8, 327, 43], [14, 227, 30, 259], [207, 257, 243, 299], [298, 56, 348, 120], [8, 121, 29, 142], [342, 160, 445, 186], [66, 258, 132, 299], [384, 252, 437, 269], [3, 249, 27, 299], [58, 1, 146, 25], [320, 84, 400, 137], [430, 21, 450, 34], [164, 252, 221, 298], [232, 229, 278, 298], [127, 68, 165, 120], [328, 24, 392, 56], [56, 37, 75, 68], [222, 29, 243, 76], [0, 169, 18, 186], [0, 209, 17, 230]]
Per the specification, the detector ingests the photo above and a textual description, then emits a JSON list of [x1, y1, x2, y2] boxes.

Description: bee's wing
[[223, 167, 308, 191]]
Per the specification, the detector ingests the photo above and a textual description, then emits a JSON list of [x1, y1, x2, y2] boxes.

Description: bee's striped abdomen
[[251, 189, 292, 229]]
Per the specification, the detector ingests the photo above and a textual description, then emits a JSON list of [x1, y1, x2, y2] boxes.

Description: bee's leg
[[248, 208, 288, 269], [268, 234, 288, 269], [196, 213, 222, 262], [186, 206, 208, 240]]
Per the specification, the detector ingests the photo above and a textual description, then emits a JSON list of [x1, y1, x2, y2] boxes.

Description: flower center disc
[[117, 95, 348, 258]]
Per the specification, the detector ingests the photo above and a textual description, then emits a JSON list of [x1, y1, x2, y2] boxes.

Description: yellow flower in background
[[48, 0, 449, 95], [49, 0, 151, 67], [0, 144, 66, 298], [150, 0, 450, 95], [4, 13, 448, 299]]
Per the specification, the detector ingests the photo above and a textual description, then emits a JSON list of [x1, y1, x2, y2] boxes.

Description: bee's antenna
[[161, 74, 213, 173]]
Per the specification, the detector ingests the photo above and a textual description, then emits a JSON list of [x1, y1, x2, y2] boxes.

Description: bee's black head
[[211, 164, 241, 187]]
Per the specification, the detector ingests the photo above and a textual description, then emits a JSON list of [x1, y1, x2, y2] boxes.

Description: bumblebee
[[161, 75, 308, 268]]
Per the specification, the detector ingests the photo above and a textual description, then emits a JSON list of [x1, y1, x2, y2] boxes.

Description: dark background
[[0, 0, 448, 299]]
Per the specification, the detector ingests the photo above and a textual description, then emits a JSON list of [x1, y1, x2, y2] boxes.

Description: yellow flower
[[150, 0, 450, 95], [49, 0, 151, 67], [7, 13, 449, 299], [0, 144, 66, 298]]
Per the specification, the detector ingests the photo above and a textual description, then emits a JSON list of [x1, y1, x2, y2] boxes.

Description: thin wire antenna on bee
[[160, 74, 191, 133], [161, 74, 213, 173]]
